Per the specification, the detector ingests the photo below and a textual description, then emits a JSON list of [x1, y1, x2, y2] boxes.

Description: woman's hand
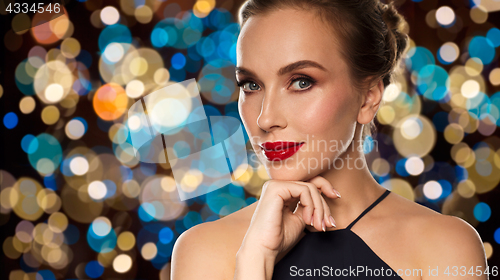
[[240, 175, 341, 258]]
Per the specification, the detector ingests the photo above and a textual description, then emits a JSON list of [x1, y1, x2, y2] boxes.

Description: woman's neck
[[311, 141, 387, 229]]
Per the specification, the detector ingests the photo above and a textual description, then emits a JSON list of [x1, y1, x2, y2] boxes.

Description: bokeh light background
[[1, 0, 500, 278]]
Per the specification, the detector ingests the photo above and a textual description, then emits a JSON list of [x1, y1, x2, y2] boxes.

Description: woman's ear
[[357, 78, 384, 125]]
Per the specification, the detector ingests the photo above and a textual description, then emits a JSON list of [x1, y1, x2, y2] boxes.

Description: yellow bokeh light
[[394, 115, 436, 158], [60, 37, 81, 59], [41, 105, 60, 125], [37, 189, 62, 214], [135, 5, 153, 24], [470, 5, 488, 24], [12, 13, 30, 35], [101, 6, 120, 25], [104, 42, 125, 63], [423, 180, 442, 200], [3, 237, 22, 259], [48, 212, 68, 233], [464, 57, 483, 77], [98, 250, 117, 267], [381, 178, 414, 201], [377, 105, 396, 125], [154, 68, 170, 85], [457, 179, 476, 198], [88, 181, 107, 200], [489, 68, 500, 86], [44, 83, 64, 103], [483, 242, 493, 259], [401, 117, 422, 139], [125, 79, 145, 98], [109, 123, 129, 144], [451, 142, 474, 166], [371, 158, 390, 177], [193, 0, 215, 18], [425, 10, 438, 28], [69, 156, 89, 176], [65, 119, 86, 140], [161, 176, 176, 192], [12, 178, 44, 221], [405, 157, 424, 176], [113, 254, 132, 273], [122, 180, 141, 198], [233, 163, 253, 186], [443, 123, 464, 144], [117, 231, 135, 251], [435, 6, 455, 25], [129, 57, 148, 76], [19, 96, 36, 114], [180, 169, 203, 193], [141, 242, 157, 260], [34, 60, 73, 104], [0, 187, 19, 211], [52, 16, 72, 39], [439, 42, 459, 64]]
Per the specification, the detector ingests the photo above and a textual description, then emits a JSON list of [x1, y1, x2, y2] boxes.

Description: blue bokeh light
[[21, 134, 38, 154], [473, 202, 491, 222], [98, 24, 132, 52], [486, 27, 500, 47], [3, 112, 18, 129], [494, 228, 500, 244], [159, 227, 174, 244], [171, 53, 186, 70], [85, 261, 104, 279], [87, 225, 117, 253], [36, 270, 56, 280], [468, 36, 495, 65]]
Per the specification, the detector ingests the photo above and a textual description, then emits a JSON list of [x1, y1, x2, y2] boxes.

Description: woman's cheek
[[295, 97, 343, 134]]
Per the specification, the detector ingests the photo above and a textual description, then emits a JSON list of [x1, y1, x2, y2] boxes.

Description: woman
[[171, 0, 488, 279]]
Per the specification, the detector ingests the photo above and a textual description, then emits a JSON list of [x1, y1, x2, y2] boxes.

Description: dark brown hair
[[238, 0, 410, 140]]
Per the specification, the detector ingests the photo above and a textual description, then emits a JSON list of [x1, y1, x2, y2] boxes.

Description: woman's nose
[[256, 91, 287, 133]]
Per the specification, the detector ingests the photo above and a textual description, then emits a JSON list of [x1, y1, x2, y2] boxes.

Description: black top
[[272, 189, 402, 279]]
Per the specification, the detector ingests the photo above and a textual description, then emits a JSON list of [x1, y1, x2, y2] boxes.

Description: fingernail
[[322, 220, 326, 232], [329, 215, 336, 228], [334, 189, 341, 198], [311, 214, 314, 226]]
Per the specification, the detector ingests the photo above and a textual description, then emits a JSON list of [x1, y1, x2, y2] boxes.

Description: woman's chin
[[265, 168, 311, 181]]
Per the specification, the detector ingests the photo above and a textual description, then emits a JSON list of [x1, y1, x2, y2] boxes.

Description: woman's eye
[[237, 77, 314, 93], [241, 82, 260, 91], [291, 79, 312, 90]]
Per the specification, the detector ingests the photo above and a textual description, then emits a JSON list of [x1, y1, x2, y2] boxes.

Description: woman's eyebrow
[[235, 59, 329, 78]]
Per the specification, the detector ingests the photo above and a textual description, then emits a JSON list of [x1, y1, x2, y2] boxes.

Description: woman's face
[[236, 8, 364, 181]]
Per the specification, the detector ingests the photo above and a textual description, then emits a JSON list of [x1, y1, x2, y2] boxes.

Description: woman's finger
[[285, 196, 301, 213], [271, 182, 315, 226], [293, 182, 326, 231], [307, 176, 341, 199], [320, 194, 336, 228]]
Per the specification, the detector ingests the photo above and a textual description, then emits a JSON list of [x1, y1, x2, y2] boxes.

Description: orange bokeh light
[[31, 5, 69, 45], [93, 83, 129, 121]]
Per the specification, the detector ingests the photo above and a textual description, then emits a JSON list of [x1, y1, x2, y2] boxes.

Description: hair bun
[[381, 2, 408, 33], [380, 1, 410, 85]]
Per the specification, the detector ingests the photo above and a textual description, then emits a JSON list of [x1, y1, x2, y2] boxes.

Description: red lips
[[260, 141, 305, 161]]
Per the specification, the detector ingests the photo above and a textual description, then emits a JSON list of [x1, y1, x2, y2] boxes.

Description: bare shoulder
[[171, 201, 258, 280], [416, 213, 488, 278], [171, 221, 223, 279], [383, 192, 488, 279]]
